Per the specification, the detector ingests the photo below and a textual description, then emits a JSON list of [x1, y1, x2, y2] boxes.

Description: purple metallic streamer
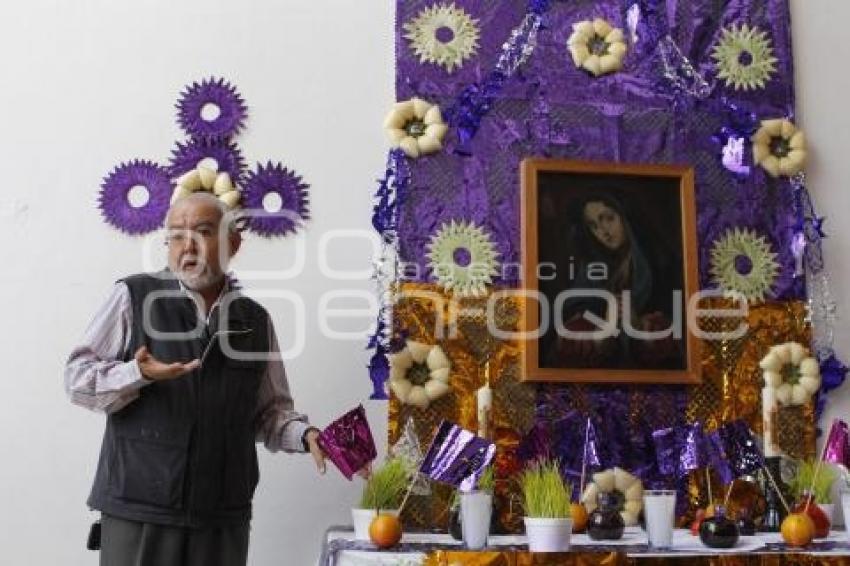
[[821, 355, 849, 394], [367, 149, 411, 398], [420, 421, 496, 492], [446, 1, 548, 155], [791, 174, 826, 274]]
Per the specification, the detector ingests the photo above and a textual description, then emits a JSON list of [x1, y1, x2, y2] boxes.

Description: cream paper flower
[[751, 118, 807, 178], [760, 342, 821, 406], [383, 97, 448, 159], [709, 228, 779, 303], [388, 340, 451, 409], [567, 18, 628, 77], [581, 467, 644, 526], [712, 24, 778, 91], [404, 3, 480, 73], [171, 165, 241, 209], [426, 220, 500, 297]]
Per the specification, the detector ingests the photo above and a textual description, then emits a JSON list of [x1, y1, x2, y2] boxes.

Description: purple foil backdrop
[[393, 1, 803, 490], [395, 0, 803, 299]]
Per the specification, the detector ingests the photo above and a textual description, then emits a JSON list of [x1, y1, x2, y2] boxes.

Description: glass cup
[[841, 488, 850, 542], [460, 490, 493, 550], [643, 489, 677, 550]]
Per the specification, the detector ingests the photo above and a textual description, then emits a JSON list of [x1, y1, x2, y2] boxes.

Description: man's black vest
[[87, 271, 270, 528]]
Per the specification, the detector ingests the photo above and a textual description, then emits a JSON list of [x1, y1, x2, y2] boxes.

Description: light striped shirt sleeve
[[64, 283, 150, 414], [254, 318, 311, 454]]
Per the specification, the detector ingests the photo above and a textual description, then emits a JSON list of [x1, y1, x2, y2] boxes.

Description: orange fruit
[[570, 503, 589, 533], [369, 513, 403, 549], [781, 512, 815, 547]]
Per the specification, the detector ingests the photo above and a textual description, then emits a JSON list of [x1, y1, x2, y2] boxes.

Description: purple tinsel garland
[[366, 149, 411, 400]]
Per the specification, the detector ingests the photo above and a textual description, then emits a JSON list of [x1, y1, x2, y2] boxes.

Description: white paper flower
[[760, 342, 821, 406], [426, 220, 500, 297], [567, 18, 628, 77], [171, 165, 241, 209], [403, 3, 480, 73], [383, 97, 448, 159], [581, 467, 644, 526], [751, 118, 807, 178], [388, 340, 452, 409], [709, 228, 779, 303], [712, 24, 778, 91]]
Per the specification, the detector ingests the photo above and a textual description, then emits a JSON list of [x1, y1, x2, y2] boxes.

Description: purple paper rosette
[[240, 161, 310, 237], [98, 160, 172, 235], [168, 137, 247, 183], [176, 77, 247, 140]]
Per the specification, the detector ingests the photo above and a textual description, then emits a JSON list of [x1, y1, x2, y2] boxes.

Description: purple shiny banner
[[420, 420, 496, 492], [317, 405, 377, 481]]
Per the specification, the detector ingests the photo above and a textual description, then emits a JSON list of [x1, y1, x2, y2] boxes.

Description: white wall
[[0, 1, 847, 564], [0, 1, 393, 564]]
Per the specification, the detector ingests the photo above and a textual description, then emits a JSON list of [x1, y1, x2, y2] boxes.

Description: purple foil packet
[[823, 418, 850, 470], [317, 405, 377, 480], [419, 420, 496, 492]]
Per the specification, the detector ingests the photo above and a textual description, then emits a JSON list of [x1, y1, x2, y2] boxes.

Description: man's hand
[[304, 428, 327, 475], [134, 346, 200, 381]]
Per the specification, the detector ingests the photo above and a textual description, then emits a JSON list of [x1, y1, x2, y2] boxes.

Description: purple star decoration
[[241, 162, 310, 237], [168, 138, 247, 183], [176, 77, 247, 140], [98, 160, 172, 235]]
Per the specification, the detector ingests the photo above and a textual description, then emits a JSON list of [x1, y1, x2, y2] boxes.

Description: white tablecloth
[[323, 527, 850, 566]]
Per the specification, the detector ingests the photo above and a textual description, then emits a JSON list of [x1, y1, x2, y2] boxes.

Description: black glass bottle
[[699, 505, 740, 548], [760, 457, 788, 532], [587, 492, 625, 541]]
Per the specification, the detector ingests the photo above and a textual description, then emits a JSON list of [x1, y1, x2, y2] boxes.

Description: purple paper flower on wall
[[176, 77, 247, 140], [98, 160, 172, 235], [168, 138, 247, 183], [241, 162, 310, 237]]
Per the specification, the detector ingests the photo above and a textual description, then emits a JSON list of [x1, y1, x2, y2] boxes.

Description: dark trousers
[[100, 515, 250, 566]]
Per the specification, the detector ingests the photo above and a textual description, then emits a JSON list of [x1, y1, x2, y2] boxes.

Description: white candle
[[477, 384, 492, 438], [762, 386, 780, 458]]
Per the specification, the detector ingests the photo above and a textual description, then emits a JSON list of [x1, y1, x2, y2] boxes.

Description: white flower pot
[[460, 491, 492, 550], [351, 508, 399, 541], [524, 517, 573, 552]]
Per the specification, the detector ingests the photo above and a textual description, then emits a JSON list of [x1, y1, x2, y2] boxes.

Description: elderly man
[[65, 192, 325, 566]]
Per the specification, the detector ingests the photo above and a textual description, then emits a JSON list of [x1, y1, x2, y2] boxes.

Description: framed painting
[[520, 158, 701, 384]]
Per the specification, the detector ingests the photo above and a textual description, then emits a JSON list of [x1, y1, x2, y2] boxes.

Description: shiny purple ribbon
[[420, 421, 496, 492], [318, 405, 377, 480]]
